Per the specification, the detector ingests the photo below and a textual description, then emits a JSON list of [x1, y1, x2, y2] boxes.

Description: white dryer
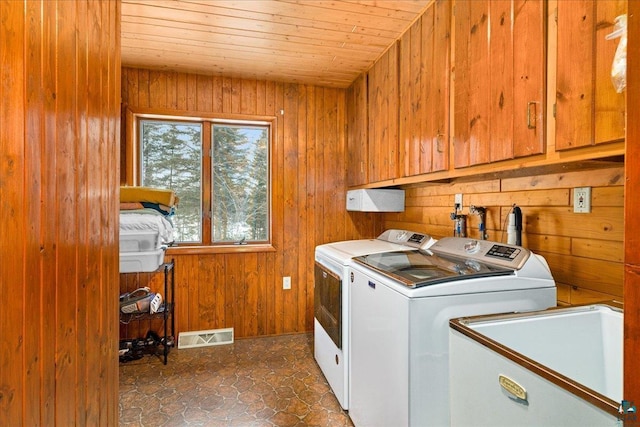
[[314, 230, 435, 409]]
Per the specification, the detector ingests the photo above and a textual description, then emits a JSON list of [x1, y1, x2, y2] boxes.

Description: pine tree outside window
[[212, 124, 269, 243], [137, 116, 271, 246]]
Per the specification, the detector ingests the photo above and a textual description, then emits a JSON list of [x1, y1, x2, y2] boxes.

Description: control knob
[[464, 239, 481, 254]]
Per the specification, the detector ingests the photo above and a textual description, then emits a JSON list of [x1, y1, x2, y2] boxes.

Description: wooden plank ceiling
[[121, 0, 432, 88]]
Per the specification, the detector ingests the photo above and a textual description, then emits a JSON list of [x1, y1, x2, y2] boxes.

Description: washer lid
[[352, 250, 514, 288]]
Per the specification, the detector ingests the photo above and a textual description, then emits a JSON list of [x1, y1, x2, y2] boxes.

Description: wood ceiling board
[[120, 21, 389, 60], [121, 0, 432, 88]]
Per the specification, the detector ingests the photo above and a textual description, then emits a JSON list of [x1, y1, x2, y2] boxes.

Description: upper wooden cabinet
[[555, 0, 626, 150], [453, 0, 546, 168], [368, 43, 400, 183], [345, 0, 627, 188], [398, 0, 451, 177], [346, 74, 369, 187]]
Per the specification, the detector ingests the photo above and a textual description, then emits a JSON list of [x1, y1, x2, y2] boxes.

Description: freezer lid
[[352, 250, 515, 288]]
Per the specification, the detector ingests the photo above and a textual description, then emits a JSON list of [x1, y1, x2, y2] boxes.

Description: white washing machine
[[314, 230, 436, 409], [348, 237, 557, 427]]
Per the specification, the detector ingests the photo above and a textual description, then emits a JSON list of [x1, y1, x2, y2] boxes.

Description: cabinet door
[[453, 0, 545, 168], [346, 74, 368, 187], [556, 0, 626, 150], [399, 0, 451, 177], [368, 43, 399, 183]]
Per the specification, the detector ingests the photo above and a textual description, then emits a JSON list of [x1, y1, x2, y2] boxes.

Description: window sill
[[166, 244, 276, 256]]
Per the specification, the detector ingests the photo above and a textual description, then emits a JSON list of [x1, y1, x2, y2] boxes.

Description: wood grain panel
[[149, 70, 168, 109], [501, 165, 624, 191], [489, 0, 514, 162], [594, 0, 627, 145], [1, 3, 27, 422], [525, 234, 572, 256], [282, 82, 299, 334], [296, 85, 310, 334], [0, 1, 120, 425], [430, 0, 451, 173], [556, 0, 596, 150], [468, 188, 569, 207], [398, 0, 450, 178], [555, 283, 571, 305], [409, 178, 501, 196], [56, 4, 80, 422], [23, 2, 46, 422], [42, 2, 59, 416], [399, 17, 421, 177], [554, 0, 626, 151], [556, 282, 621, 306], [405, 193, 451, 207], [346, 74, 368, 186], [368, 43, 399, 183], [121, 68, 375, 338], [453, 0, 471, 169], [415, 14, 428, 174], [453, 0, 544, 168], [369, 52, 385, 182], [467, 0, 491, 166], [625, 0, 640, 407], [522, 206, 623, 241], [591, 185, 624, 207], [568, 286, 620, 305], [542, 251, 623, 296], [512, 0, 546, 157], [138, 69, 150, 108], [572, 238, 623, 263]]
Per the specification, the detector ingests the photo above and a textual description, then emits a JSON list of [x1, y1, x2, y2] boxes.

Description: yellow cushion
[[120, 186, 177, 206]]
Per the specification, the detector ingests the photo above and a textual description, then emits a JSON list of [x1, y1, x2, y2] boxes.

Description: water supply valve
[[450, 204, 467, 238], [470, 205, 488, 240]]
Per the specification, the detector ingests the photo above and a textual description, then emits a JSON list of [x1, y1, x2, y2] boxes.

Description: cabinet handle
[[527, 101, 536, 129]]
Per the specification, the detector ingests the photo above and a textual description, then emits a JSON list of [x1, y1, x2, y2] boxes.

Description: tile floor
[[119, 333, 353, 426]]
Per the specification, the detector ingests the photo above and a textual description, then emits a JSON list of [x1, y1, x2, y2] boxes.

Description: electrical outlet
[[283, 276, 291, 290], [574, 187, 591, 213], [454, 193, 463, 210]]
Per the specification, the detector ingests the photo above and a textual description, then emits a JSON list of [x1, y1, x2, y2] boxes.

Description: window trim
[[125, 107, 275, 252]]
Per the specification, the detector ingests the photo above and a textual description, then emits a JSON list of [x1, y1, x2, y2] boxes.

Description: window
[[140, 120, 203, 242], [212, 124, 269, 243], [137, 115, 271, 246]]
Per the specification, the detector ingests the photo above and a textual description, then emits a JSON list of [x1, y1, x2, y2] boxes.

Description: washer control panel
[[486, 244, 522, 261], [429, 237, 530, 270]]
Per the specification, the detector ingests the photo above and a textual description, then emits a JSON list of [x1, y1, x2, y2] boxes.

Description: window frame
[[125, 107, 275, 254]]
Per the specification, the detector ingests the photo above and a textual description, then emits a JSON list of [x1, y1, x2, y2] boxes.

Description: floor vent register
[[178, 327, 234, 349]]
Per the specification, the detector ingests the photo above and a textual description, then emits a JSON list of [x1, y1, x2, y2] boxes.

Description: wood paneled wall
[[383, 165, 625, 305], [0, 1, 120, 425], [120, 68, 383, 339], [624, 0, 640, 410]]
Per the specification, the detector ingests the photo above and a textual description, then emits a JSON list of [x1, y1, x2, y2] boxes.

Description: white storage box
[[119, 248, 165, 273], [119, 230, 159, 253], [346, 189, 405, 212]]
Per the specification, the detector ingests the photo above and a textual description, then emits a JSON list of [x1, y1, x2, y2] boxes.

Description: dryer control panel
[[376, 229, 436, 250]]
